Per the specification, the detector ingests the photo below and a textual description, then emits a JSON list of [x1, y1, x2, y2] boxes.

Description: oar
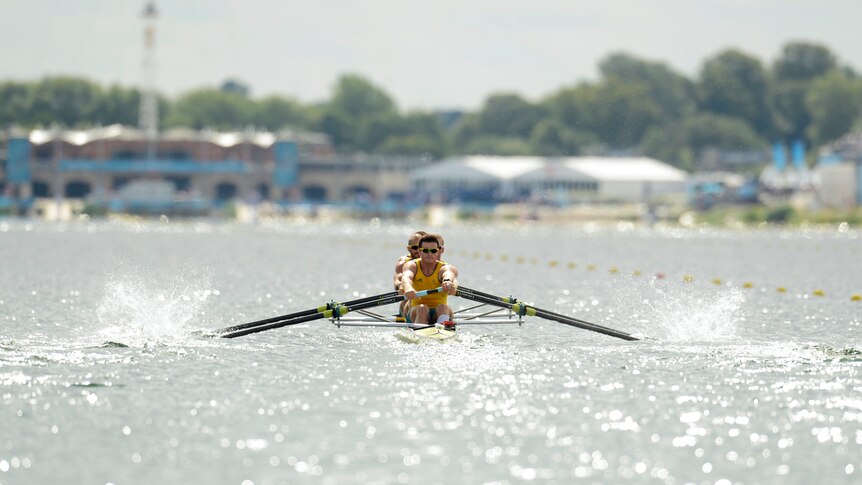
[[456, 286, 519, 304], [456, 286, 640, 341], [216, 290, 399, 335], [220, 288, 442, 339]]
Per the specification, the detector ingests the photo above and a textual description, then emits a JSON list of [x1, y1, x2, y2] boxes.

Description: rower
[[401, 234, 458, 329], [394, 230, 426, 292], [394, 231, 427, 318]]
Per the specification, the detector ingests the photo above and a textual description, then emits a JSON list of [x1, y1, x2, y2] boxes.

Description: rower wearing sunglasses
[[394, 230, 428, 319], [393, 230, 427, 292], [400, 234, 459, 329]]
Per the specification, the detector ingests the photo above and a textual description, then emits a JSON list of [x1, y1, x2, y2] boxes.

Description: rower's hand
[[404, 289, 417, 300], [442, 280, 457, 295]]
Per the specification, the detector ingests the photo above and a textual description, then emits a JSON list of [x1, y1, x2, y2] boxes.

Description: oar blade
[[456, 286, 641, 341]]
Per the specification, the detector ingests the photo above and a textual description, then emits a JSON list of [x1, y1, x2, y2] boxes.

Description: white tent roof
[[565, 157, 687, 182], [413, 155, 687, 184], [517, 159, 594, 182], [412, 156, 545, 183]]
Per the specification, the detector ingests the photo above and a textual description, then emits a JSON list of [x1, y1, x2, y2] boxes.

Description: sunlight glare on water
[[0, 219, 860, 484]]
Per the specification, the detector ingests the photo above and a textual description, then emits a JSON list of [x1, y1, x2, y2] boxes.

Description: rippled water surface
[[1, 218, 860, 484]]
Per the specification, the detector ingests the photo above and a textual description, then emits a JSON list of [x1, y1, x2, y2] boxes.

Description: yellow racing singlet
[[410, 260, 448, 308]]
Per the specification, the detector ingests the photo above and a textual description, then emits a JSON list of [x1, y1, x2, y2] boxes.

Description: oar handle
[[410, 287, 443, 298]]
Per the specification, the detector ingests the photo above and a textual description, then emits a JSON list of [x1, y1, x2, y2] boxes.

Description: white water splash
[[616, 275, 746, 342], [652, 287, 744, 341], [96, 271, 216, 346]]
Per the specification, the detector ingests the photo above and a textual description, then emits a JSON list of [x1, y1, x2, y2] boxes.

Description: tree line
[[1, 41, 860, 171]]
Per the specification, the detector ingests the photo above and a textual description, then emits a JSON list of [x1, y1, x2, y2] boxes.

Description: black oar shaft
[[220, 288, 443, 339], [460, 285, 608, 329], [221, 293, 405, 338], [457, 286, 511, 302], [217, 290, 399, 334], [456, 287, 639, 341], [221, 309, 329, 338], [531, 307, 640, 341]]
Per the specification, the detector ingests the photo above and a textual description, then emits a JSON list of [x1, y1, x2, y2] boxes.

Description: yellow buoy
[[586, 264, 596, 271], [515, 256, 525, 264], [632, 270, 642, 276], [711, 278, 722, 285], [609, 267, 619, 274], [500, 254, 509, 262], [683, 275, 694, 283], [813, 289, 825, 297], [852, 294, 861, 301], [743, 282, 754, 288], [549, 260, 559, 267], [567, 262, 577, 269], [777, 287, 787, 293]]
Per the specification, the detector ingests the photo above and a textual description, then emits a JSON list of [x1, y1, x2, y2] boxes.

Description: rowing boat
[[329, 295, 529, 342], [396, 326, 457, 342], [215, 286, 642, 341]]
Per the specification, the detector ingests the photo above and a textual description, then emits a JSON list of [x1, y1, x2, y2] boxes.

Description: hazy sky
[[2, 0, 860, 110]]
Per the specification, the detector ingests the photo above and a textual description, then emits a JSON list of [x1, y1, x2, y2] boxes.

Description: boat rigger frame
[[216, 286, 642, 341], [330, 301, 527, 329]]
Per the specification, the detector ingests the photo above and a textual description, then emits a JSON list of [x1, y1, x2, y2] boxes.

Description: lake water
[[1, 218, 860, 484]]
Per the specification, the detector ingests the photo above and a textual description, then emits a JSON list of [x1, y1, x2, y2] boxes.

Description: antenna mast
[[139, 1, 159, 160]]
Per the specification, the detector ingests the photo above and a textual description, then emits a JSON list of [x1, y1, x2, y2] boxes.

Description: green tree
[[329, 74, 397, 120], [464, 136, 533, 156], [529, 119, 581, 156], [252, 95, 311, 131], [640, 113, 767, 171], [770, 42, 841, 142], [0, 81, 33, 127], [543, 79, 661, 149], [364, 111, 447, 156], [773, 42, 837, 82], [542, 85, 592, 132], [590, 79, 662, 147], [697, 49, 772, 134], [771, 80, 810, 140], [28, 77, 104, 127], [96, 85, 141, 126], [599, 52, 697, 120], [449, 113, 482, 152], [476, 93, 542, 139], [805, 70, 861, 144], [322, 74, 398, 151], [361, 114, 402, 152], [165, 89, 254, 130], [317, 109, 355, 149], [379, 135, 445, 158]]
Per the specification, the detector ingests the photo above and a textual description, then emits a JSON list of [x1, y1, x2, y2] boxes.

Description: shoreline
[[2, 197, 861, 229]]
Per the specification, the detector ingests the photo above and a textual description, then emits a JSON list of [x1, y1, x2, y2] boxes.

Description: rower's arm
[[393, 256, 407, 291], [444, 263, 459, 279], [440, 264, 458, 294], [401, 261, 418, 298]]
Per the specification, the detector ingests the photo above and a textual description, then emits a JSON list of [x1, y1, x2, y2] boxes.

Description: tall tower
[[139, 1, 159, 160]]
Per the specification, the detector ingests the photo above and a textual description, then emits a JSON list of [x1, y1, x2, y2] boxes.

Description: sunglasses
[[420, 248, 439, 254], [407, 245, 420, 250]]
